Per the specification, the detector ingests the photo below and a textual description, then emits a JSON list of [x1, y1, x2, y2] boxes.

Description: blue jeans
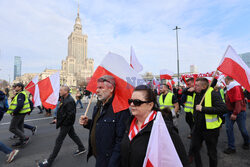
[[0, 142, 12, 154], [76, 99, 83, 108], [53, 101, 60, 118], [225, 111, 250, 149], [24, 124, 35, 130]]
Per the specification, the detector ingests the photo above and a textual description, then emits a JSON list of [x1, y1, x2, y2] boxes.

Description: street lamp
[[173, 26, 181, 88]]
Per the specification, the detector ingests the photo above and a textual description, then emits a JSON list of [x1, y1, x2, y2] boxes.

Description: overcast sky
[[0, 0, 250, 81]]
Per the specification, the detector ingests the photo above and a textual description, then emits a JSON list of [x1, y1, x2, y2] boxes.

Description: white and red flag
[[143, 112, 183, 167], [25, 75, 41, 107], [87, 52, 145, 113], [217, 45, 250, 92], [160, 69, 174, 80], [37, 72, 60, 109], [130, 46, 143, 73]]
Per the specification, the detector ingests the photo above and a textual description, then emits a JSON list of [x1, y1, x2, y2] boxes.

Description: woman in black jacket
[[121, 85, 189, 167]]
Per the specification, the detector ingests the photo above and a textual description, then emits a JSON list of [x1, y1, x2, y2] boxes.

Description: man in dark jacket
[[79, 75, 130, 167], [0, 90, 8, 121], [184, 78, 227, 167], [38, 86, 86, 167]]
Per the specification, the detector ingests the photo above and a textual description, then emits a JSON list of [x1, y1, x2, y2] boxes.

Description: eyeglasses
[[128, 99, 151, 106]]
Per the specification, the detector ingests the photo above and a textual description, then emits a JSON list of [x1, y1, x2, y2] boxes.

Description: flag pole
[[25, 83, 37, 90], [84, 94, 94, 116], [199, 69, 218, 105]]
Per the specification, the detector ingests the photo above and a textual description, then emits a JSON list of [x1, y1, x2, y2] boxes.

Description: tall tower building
[[61, 3, 94, 86], [14, 56, 22, 80]]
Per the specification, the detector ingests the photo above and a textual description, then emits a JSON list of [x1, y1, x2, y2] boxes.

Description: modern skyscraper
[[14, 56, 22, 80]]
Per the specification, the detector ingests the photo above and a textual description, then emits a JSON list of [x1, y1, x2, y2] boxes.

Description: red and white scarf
[[128, 111, 157, 141]]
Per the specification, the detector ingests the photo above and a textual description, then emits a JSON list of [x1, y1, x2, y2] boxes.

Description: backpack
[[28, 99, 34, 112]]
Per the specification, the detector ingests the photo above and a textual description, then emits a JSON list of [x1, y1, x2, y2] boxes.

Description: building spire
[[77, 0, 79, 17]]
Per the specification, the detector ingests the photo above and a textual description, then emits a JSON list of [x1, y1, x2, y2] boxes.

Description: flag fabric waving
[[160, 69, 174, 80], [143, 112, 183, 167], [217, 45, 250, 92], [130, 46, 143, 73], [37, 72, 60, 109], [87, 52, 145, 113], [25, 75, 41, 107]]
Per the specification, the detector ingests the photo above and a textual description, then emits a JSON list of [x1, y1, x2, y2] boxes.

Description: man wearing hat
[[7, 83, 31, 147], [79, 75, 130, 167]]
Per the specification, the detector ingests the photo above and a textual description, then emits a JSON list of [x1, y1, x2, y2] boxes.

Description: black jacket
[[84, 97, 130, 167], [120, 112, 190, 167], [56, 94, 76, 129], [185, 89, 227, 131]]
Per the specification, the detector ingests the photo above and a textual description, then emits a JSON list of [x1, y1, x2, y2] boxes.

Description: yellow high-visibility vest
[[184, 95, 193, 113], [7, 91, 31, 114], [193, 87, 222, 129], [159, 92, 174, 110], [219, 88, 225, 103]]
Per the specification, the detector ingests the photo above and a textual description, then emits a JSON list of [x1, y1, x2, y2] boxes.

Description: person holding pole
[[38, 86, 86, 167], [223, 76, 249, 154], [184, 78, 227, 167], [79, 75, 130, 167]]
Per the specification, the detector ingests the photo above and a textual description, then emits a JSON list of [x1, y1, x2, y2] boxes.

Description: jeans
[[9, 114, 26, 141], [76, 99, 83, 108], [48, 125, 85, 165], [190, 127, 220, 167], [53, 101, 60, 118], [24, 124, 35, 131], [225, 111, 250, 149], [0, 142, 12, 154]]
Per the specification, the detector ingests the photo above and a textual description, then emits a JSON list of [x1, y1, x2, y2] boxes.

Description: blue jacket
[[0, 91, 8, 113], [84, 96, 130, 167]]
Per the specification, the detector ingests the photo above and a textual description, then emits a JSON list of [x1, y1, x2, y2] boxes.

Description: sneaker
[[49, 120, 56, 124], [223, 148, 236, 154], [242, 144, 249, 150], [38, 111, 43, 114], [9, 135, 19, 140], [73, 149, 87, 156], [32, 126, 37, 135], [12, 137, 30, 147], [37, 159, 49, 167], [7, 149, 19, 163]]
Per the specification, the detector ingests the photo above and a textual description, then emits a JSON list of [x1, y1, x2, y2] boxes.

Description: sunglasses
[[128, 99, 151, 106]]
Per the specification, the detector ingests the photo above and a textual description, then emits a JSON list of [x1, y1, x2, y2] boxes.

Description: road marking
[[0, 117, 53, 126]]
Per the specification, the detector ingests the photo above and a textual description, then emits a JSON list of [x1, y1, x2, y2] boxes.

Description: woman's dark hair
[[133, 85, 159, 111]]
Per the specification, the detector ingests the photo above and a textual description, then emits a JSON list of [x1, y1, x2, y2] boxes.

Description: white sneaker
[[7, 149, 19, 163]]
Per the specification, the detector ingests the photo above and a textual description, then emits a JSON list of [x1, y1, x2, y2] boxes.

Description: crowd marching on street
[[0, 70, 250, 167]]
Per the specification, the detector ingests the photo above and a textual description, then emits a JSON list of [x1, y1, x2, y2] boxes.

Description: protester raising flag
[[160, 69, 174, 80], [217, 45, 250, 91], [130, 46, 143, 73], [87, 52, 145, 113], [143, 112, 183, 167], [25, 75, 41, 107]]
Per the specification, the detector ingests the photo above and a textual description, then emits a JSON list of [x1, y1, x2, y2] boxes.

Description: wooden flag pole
[[84, 94, 94, 116], [199, 69, 218, 105], [25, 84, 37, 91]]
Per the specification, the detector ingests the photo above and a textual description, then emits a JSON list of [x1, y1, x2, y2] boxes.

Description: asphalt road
[[0, 103, 250, 167]]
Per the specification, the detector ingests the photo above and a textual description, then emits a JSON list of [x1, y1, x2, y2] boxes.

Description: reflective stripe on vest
[[159, 93, 174, 109], [7, 91, 31, 114], [193, 87, 222, 129], [219, 88, 225, 103], [184, 95, 193, 113]]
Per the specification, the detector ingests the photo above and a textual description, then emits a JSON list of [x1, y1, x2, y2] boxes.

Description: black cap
[[15, 83, 24, 89]]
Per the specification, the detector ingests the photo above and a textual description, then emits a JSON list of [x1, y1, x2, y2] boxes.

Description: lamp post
[[173, 26, 181, 88]]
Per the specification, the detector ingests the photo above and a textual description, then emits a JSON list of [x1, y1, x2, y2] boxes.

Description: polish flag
[[160, 69, 174, 80], [38, 72, 60, 109], [143, 112, 183, 167], [217, 45, 250, 92], [130, 46, 143, 73], [87, 52, 145, 113], [25, 76, 41, 107]]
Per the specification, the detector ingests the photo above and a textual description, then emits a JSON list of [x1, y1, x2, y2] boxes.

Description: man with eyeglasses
[[79, 75, 130, 167]]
